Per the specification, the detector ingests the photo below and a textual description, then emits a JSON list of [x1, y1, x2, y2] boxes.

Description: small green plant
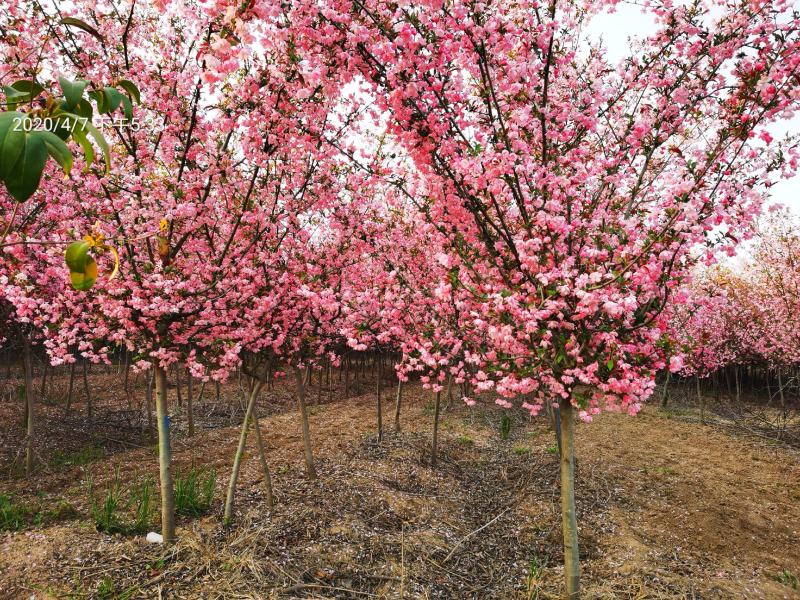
[[777, 569, 799, 589], [500, 414, 513, 440], [0, 495, 25, 531], [525, 556, 545, 600], [457, 434, 474, 445], [97, 576, 116, 599], [88, 469, 126, 534], [147, 557, 166, 572], [52, 445, 104, 467], [546, 444, 558, 454], [514, 445, 530, 455], [88, 469, 154, 535], [131, 476, 155, 534], [174, 467, 216, 516]]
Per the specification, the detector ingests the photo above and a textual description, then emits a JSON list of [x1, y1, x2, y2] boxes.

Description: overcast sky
[[585, 2, 800, 216]]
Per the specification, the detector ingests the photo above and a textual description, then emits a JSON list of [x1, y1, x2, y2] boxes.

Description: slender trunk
[[431, 391, 441, 467], [154, 365, 176, 543], [766, 369, 772, 407], [697, 376, 705, 424], [734, 366, 741, 403], [553, 403, 563, 457], [444, 374, 453, 411], [293, 367, 317, 479], [224, 379, 265, 523], [393, 379, 403, 433], [22, 335, 34, 477], [660, 372, 670, 408], [196, 379, 206, 404], [215, 380, 221, 404], [175, 365, 183, 409], [146, 370, 154, 436], [376, 356, 383, 443], [65, 360, 76, 415], [344, 356, 350, 398], [82, 360, 92, 420], [187, 372, 195, 437], [251, 402, 274, 508], [559, 398, 580, 599], [124, 351, 131, 409], [778, 369, 786, 434], [40, 360, 48, 402]]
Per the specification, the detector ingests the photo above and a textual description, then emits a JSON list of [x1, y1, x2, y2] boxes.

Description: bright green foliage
[[0, 76, 140, 202], [174, 467, 216, 516], [500, 414, 513, 440]]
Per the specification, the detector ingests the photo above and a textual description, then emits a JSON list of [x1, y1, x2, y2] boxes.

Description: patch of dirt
[[1, 379, 799, 599]]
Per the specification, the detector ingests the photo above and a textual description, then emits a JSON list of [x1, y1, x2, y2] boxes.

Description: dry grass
[[0, 373, 799, 599]]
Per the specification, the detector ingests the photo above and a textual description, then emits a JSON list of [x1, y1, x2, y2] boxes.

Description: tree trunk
[[154, 365, 176, 543], [123, 351, 131, 409], [376, 356, 383, 443], [187, 372, 195, 437], [82, 360, 92, 420], [22, 335, 34, 477], [697, 376, 705, 424], [660, 372, 670, 408], [175, 365, 183, 408], [196, 379, 206, 404], [766, 369, 773, 407], [734, 366, 741, 403], [40, 360, 48, 402], [778, 369, 786, 435], [344, 356, 350, 398], [431, 391, 441, 467], [559, 398, 580, 599], [293, 366, 317, 479], [146, 370, 154, 436], [251, 402, 274, 508], [65, 360, 76, 415], [224, 379, 265, 523], [553, 403, 563, 457], [444, 374, 453, 411], [393, 379, 403, 433]]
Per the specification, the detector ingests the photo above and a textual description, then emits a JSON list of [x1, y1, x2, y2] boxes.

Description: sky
[[585, 1, 800, 216]]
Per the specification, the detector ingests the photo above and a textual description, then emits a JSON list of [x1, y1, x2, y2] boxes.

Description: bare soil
[[1, 370, 799, 599]]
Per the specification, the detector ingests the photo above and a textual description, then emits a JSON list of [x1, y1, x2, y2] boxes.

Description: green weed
[[500, 414, 513, 440], [51, 445, 104, 468], [0, 495, 25, 531], [174, 467, 216, 516], [777, 569, 799, 589]]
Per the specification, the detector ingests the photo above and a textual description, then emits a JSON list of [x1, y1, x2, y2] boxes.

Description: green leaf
[[88, 89, 107, 114], [120, 95, 133, 120], [70, 125, 95, 173], [3, 80, 44, 108], [59, 17, 105, 43], [117, 80, 141, 104], [80, 119, 111, 174], [606, 358, 615, 371], [0, 112, 26, 181], [65, 240, 92, 272], [103, 87, 123, 113], [69, 265, 97, 291], [58, 77, 89, 109], [3, 130, 47, 201], [33, 130, 73, 176], [73, 98, 94, 119]]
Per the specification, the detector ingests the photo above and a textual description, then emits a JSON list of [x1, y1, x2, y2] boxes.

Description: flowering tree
[[255, 0, 800, 594], [674, 211, 800, 413], [0, 0, 361, 542]]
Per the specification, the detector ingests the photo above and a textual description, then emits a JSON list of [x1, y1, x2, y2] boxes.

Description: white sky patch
[[583, 1, 800, 216]]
